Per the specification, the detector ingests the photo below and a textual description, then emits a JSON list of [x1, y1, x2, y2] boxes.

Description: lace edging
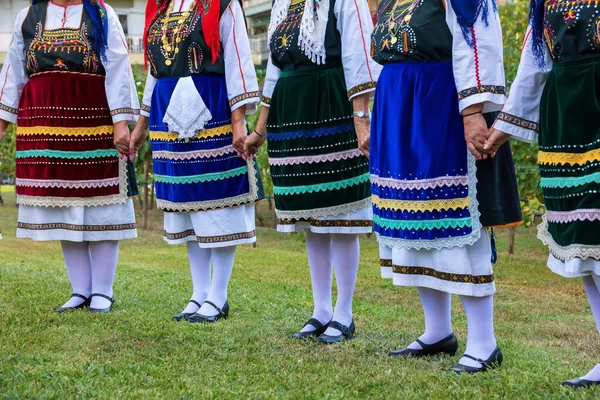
[[17, 125, 114, 137], [538, 217, 600, 260], [16, 149, 119, 159], [269, 148, 363, 166], [149, 125, 232, 142], [376, 152, 483, 250], [16, 159, 128, 208], [540, 171, 600, 189], [274, 197, 372, 220], [155, 166, 248, 184], [538, 148, 600, 166], [153, 145, 236, 161], [16, 177, 120, 189], [267, 123, 354, 142], [273, 172, 370, 196], [546, 209, 600, 224], [156, 159, 259, 212], [372, 195, 469, 212], [371, 174, 468, 191]]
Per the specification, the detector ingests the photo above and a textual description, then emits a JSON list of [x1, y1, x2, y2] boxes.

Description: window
[[118, 14, 128, 35]]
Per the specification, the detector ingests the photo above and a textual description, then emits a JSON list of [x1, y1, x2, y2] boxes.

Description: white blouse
[[261, 0, 383, 106], [0, 1, 140, 124], [493, 24, 553, 143], [446, 0, 507, 113], [141, 0, 260, 117]]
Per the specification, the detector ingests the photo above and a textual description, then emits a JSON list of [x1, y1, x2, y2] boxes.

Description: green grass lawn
[[0, 191, 599, 399]]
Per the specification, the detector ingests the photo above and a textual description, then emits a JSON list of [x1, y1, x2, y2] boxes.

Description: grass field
[[0, 191, 599, 399]]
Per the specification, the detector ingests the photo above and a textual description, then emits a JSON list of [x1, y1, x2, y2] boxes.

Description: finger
[[467, 142, 482, 160]]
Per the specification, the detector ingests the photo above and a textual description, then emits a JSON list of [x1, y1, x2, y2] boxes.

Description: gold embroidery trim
[[538, 148, 600, 166], [17, 125, 114, 137], [392, 265, 494, 284], [372, 194, 470, 212], [150, 124, 233, 141]]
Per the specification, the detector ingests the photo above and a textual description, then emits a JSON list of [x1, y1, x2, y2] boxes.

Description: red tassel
[[202, 0, 221, 64]]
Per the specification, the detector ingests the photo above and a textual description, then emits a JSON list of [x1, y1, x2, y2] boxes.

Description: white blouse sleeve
[[334, 0, 382, 100], [0, 8, 29, 124], [261, 54, 281, 107], [220, 0, 260, 114], [141, 69, 157, 117], [493, 25, 552, 144], [104, 5, 140, 124], [446, 0, 506, 113]]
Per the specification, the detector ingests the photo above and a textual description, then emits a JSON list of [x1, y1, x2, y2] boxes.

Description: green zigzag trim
[[273, 172, 370, 196], [374, 215, 473, 231], [155, 166, 248, 184], [541, 171, 600, 189], [16, 149, 119, 159]]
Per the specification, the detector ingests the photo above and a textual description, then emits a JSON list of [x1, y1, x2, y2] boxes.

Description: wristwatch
[[353, 111, 370, 120]]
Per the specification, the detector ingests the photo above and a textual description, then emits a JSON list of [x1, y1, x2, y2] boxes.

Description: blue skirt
[[149, 74, 262, 212], [370, 62, 482, 250]]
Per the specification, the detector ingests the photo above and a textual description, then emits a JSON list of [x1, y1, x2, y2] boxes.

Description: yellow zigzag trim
[[17, 126, 114, 137], [538, 148, 600, 166], [150, 125, 233, 141], [372, 195, 470, 212]]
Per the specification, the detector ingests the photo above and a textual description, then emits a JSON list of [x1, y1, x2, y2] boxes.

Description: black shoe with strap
[[173, 300, 202, 321], [186, 301, 229, 323], [562, 378, 600, 389], [88, 293, 115, 313], [290, 318, 330, 339], [450, 346, 503, 374], [55, 293, 90, 313], [316, 320, 355, 344], [389, 333, 458, 357]]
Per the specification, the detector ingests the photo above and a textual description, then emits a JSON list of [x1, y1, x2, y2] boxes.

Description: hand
[[483, 128, 511, 157], [232, 121, 248, 159], [463, 112, 491, 160], [243, 130, 266, 159], [113, 121, 130, 159], [354, 116, 370, 158], [129, 116, 148, 159], [0, 119, 9, 142]]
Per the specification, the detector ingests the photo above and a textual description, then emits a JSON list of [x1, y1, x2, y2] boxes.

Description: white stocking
[[407, 287, 453, 350], [60, 241, 92, 308], [459, 294, 497, 368], [301, 231, 333, 332], [89, 241, 119, 309], [181, 242, 211, 314], [580, 274, 600, 381], [324, 234, 359, 336], [197, 246, 236, 317]]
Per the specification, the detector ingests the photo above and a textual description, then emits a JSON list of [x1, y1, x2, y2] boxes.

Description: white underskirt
[[163, 203, 256, 248], [547, 255, 600, 278], [16, 199, 137, 242], [276, 205, 373, 234], [379, 228, 495, 297]]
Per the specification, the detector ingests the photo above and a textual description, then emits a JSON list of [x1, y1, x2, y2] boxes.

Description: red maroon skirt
[[16, 71, 127, 207]]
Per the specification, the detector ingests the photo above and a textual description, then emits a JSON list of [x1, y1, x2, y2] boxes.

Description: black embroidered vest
[[146, 0, 231, 78], [371, 0, 452, 64], [22, 1, 105, 76]]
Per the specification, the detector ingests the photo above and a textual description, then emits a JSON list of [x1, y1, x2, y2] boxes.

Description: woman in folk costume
[[485, 0, 600, 388], [370, 0, 521, 372], [129, 0, 261, 323], [0, 0, 140, 313], [244, 0, 382, 343]]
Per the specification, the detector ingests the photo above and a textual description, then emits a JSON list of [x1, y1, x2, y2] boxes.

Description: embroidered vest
[[269, 0, 343, 72], [371, 0, 452, 64], [146, 0, 231, 78], [22, 1, 105, 76], [544, 0, 600, 62]]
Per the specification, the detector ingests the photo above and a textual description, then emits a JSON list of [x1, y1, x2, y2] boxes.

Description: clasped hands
[[463, 112, 510, 160]]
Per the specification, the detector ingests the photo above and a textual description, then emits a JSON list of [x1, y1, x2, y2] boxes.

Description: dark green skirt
[[537, 56, 600, 261], [267, 68, 372, 232]]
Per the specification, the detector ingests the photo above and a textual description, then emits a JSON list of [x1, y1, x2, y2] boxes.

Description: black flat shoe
[[388, 333, 458, 358], [186, 301, 229, 323], [290, 318, 330, 339], [55, 293, 90, 313], [562, 378, 600, 389], [316, 320, 355, 344], [88, 293, 115, 313], [450, 346, 503, 374], [173, 299, 202, 321]]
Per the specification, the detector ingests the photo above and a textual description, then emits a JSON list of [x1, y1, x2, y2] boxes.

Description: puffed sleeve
[[334, 0, 382, 100], [0, 8, 29, 124], [446, 0, 506, 112], [493, 25, 552, 144], [140, 69, 157, 117], [261, 54, 280, 107], [220, 0, 260, 114], [103, 5, 140, 124]]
